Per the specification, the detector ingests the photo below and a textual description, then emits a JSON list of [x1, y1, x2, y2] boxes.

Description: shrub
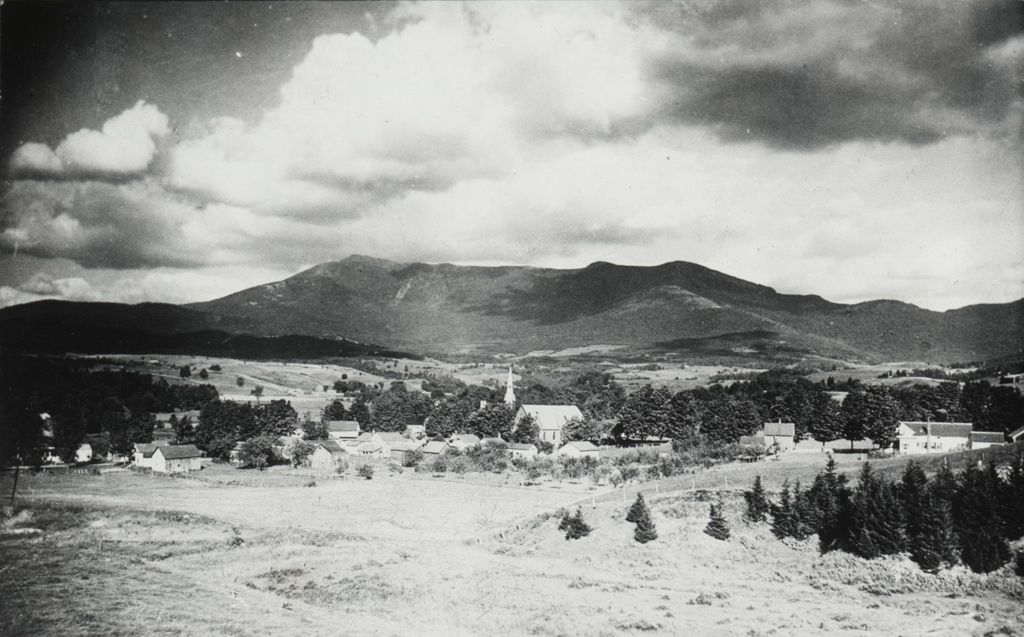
[[334, 458, 349, 475], [619, 466, 640, 483], [704, 502, 731, 541], [357, 464, 374, 480], [558, 508, 592, 540], [238, 435, 279, 470], [402, 449, 423, 468], [285, 439, 316, 468]]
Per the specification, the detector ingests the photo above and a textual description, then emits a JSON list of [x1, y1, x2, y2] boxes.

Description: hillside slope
[[186, 255, 1023, 362]]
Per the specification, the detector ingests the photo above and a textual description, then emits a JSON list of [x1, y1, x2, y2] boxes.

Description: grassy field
[[3, 453, 1022, 636]]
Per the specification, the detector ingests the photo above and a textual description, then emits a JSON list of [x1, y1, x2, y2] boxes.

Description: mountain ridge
[[2, 255, 1021, 363]]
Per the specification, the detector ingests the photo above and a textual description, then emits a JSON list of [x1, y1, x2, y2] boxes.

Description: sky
[[1, 0, 1022, 312]]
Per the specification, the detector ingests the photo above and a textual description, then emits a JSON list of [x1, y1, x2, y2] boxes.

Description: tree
[[198, 368, 209, 380], [238, 435, 278, 470], [179, 365, 191, 378], [616, 385, 671, 441], [302, 416, 329, 441], [848, 463, 905, 559], [251, 385, 264, 404], [236, 376, 245, 388], [704, 502, 731, 540], [558, 508, 592, 540], [357, 463, 374, 480], [51, 408, 88, 463], [510, 412, 539, 444], [173, 415, 195, 445], [808, 393, 843, 443], [323, 399, 348, 422], [286, 439, 315, 468], [954, 464, 1011, 573], [562, 417, 612, 444], [909, 491, 958, 572], [468, 403, 515, 439], [627, 493, 657, 543], [809, 455, 851, 553], [743, 475, 772, 523], [841, 387, 901, 449]]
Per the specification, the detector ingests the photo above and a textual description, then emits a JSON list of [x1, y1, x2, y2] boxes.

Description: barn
[[151, 445, 203, 473]]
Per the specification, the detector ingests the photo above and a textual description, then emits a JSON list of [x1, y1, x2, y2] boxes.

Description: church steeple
[[504, 366, 516, 406]]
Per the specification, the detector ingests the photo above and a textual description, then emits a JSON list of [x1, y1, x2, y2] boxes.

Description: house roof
[[327, 420, 360, 432], [899, 422, 928, 436], [1008, 425, 1024, 441], [134, 443, 158, 454], [562, 441, 599, 452], [357, 442, 383, 453], [451, 434, 480, 445], [316, 440, 346, 454], [970, 431, 1006, 444], [507, 443, 537, 452], [422, 441, 449, 454], [517, 405, 584, 430], [390, 439, 424, 452], [156, 445, 203, 459], [763, 422, 795, 437], [899, 421, 973, 438]]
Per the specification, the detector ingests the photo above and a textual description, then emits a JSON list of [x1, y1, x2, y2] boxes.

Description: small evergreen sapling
[[704, 502, 731, 540], [558, 508, 592, 540], [743, 475, 771, 523], [628, 493, 658, 543]]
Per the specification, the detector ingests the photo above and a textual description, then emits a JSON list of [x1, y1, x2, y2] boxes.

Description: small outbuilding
[[970, 431, 1006, 450], [309, 440, 346, 470], [133, 443, 159, 468], [507, 442, 538, 460], [421, 440, 450, 457], [762, 422, 796, 452], [151, 445, 203, 473], [75, 443, 93, 464]]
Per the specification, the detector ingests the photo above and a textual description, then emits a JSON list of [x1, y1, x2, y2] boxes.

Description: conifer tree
[[909, 491, 958, 573], [792, 480, 819, 539], [629, 494, 658, 543], [743, 475, 771, 523], [626, 493, 647, 524], [900, 461, 928, 546], [954, 464, 1010, 573], [771, 481, 796, 539], [558, 508, 592, 540], [704, 502, 731, 540], [809, 456, 852, 553], [848, 463, 905, 559]]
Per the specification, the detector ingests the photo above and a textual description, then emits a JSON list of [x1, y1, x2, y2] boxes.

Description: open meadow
[[3, 455, 1022, 637]]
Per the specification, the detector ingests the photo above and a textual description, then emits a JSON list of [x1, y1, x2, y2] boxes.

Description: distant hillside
[[2, 256, 1020, 363], [187, 255, 1022, 362]]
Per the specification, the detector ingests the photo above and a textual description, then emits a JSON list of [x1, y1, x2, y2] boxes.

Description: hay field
[[2, 463, 1022, 636]]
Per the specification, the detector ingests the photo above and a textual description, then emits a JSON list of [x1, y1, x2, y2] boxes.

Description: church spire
[[504, 365, 516, 407]]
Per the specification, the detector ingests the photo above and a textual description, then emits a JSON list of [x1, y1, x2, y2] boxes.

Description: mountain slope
[[184, 255, 1023, 362]]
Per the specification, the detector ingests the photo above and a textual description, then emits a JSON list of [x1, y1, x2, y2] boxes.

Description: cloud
[[9, 100, 169, 179], [647, 0, 1024, 148]]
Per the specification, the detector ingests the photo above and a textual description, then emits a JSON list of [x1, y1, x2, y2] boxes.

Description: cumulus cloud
[[1, 1, 1021, 310], [9, 100, 169, 179]]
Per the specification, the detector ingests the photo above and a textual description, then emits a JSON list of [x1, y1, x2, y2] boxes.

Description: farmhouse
[[762, 422, 796, 452], [151, 445, 203, 473], [327, 420, 360, 440], [309, 440, 346, 470], [507, 443, 538, 460], [558, 441, 600, 459], [897, 421, 973, 455], [133, 443, 159, 468], [970, 431, 1006, 450], [516, 404, 584, 450]]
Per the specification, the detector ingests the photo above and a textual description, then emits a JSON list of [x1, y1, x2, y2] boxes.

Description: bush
[[402, 449, 423, 468], [238, 435, 279, 471], [334, 458, 349, 475], [357, 464, 374, 480], [558, 508, 592, 540]]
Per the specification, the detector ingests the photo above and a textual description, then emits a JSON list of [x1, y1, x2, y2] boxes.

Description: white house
[[151, 445, 203, 473], [970, 431, 1006, 450], [74, 443, 93, 463], [558, 441, 600, 459], [761, 422, 796, 452], [516, 405, 584, 450], [327, 420, 360, 440], [897, 422, 973, 455], [309, 440, 346, 470], [133, 443, 159, 468], [507, 442, 538, 460]]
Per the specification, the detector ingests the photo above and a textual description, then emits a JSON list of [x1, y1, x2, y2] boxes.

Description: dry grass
[[2, 467, 1022, 636]]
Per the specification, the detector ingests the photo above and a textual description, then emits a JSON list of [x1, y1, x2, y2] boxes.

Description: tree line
[[744, 456, 1024, 574]]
